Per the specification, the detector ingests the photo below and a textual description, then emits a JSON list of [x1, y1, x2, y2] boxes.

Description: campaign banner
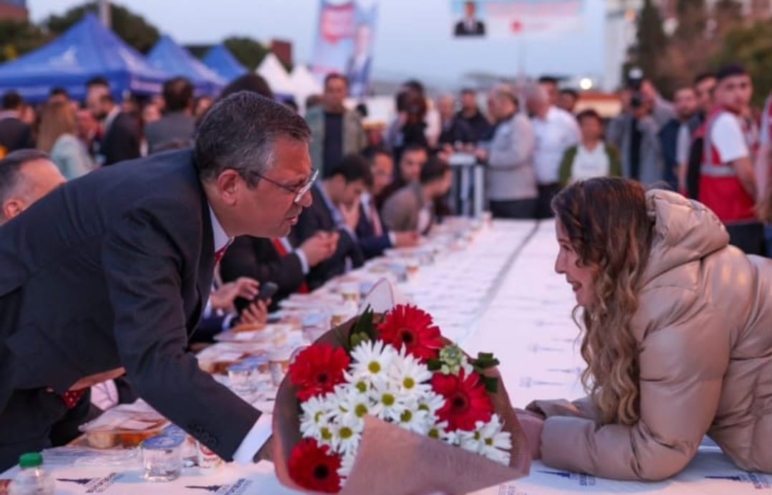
[[450, 0, 584, 38], [310, 0, 379, 98]]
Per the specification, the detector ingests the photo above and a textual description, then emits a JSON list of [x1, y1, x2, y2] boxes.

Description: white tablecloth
[[3, 220, 767, 494]]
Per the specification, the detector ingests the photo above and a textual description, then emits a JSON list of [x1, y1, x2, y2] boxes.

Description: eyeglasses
[[252, 169, 319, 204]]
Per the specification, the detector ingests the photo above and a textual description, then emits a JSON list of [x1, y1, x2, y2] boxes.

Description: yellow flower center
[[428, 428, 440, 439], [340, 427, 354, 440], [381, 393, 395, 406], [400, 410, 413, 423], [403, 377, 415, 389], [368, 361, 381, 374], [356, 381, 368, 393], [321, 427, 332, 441], [314, 411, 324, 423], [355, 404, 368, 417], [418, 403, 430, 412], [485, 437, 494, 446]]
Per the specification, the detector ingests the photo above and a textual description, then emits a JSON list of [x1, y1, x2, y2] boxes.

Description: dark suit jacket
[[101, 112, 141, 166], [219, 236, 306, 308], [356, 201, 392, 260], [145, 112, 197, 155], [454, 19, 486, 36], [658, 116, 700, 190], [0, 116, 35, 153], [291, 186, 364, 290], [0, 149, 260, 461]]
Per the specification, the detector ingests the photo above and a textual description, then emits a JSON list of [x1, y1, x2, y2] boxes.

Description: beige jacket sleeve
[[534, 287, 730, 480]]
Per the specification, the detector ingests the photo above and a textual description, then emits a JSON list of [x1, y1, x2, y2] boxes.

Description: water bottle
[[8, 453, 55, 495]]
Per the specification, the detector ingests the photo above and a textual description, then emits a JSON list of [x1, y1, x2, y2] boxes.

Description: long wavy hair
[[552, 178, 654, 425]]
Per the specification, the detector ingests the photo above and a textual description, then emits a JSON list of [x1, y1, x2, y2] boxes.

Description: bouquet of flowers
[[271, 304, 531, 495]]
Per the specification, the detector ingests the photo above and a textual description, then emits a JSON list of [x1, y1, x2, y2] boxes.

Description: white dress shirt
[[531, 107, 581, 185], [210, 206, 273, 464]]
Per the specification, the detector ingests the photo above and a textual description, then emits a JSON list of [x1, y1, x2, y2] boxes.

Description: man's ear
[[2, 198, 25, 222], [216, 170, 243, 206]]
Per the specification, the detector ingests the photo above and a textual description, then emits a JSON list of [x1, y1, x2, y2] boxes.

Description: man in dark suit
[[0, 92, 315, 471], [454, 1, 486, 37], [357, 149, 419, 259], [292, 154, 371, 290], [145, 77, 197, 155], [86, 77, 141, 166], [0, 91, 35, 156], [0, 150, 66, 226], [220, 231, 337, 307]]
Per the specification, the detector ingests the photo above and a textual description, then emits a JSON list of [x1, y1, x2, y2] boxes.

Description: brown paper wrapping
[[270, 315, 531, 495]]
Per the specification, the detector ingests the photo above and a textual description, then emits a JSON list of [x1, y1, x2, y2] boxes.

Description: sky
[[27, 0, 606, 88]]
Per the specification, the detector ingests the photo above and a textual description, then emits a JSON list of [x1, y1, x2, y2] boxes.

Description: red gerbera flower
[[376, 304, 443, 361], [431, 369, 494, 432], [289, 344, 350, 401], [288, 439, 343, 493]]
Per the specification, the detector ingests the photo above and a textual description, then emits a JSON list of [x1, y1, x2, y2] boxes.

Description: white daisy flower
[[334, 386, 379, 431], [394, 403, 431, 435], [349, 340, 396, 383], [416, 391, 446, 420], [343, 371, 374, 395], [476, 415, 512, 465], [369, 379, 408, 421], [330, 415, 363, 457], [388, 350, 433, 398], [338, 451, 357, 479], [299, 394, 336, 440]]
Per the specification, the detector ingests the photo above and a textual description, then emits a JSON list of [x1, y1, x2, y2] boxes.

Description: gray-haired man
[[0, 93, 315, 470], [0, 149, 66, 226]]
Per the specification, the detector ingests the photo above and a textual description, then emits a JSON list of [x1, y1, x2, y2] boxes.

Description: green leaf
[[483, 376, 499, 394], [350, 332, 370, 350], [426, 358, 442, 372]]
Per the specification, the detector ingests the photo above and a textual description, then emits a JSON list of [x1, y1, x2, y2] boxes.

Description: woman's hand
[[516, 411, 545, 460]]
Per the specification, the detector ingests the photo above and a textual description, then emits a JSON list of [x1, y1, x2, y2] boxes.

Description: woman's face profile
[[554, 220, 596, 307]]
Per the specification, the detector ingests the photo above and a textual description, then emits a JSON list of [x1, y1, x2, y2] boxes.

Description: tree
[[223, 37, 269, 71], [713, 19, 772, 107], [44, 2, 160, 53], [713, 0, 744, 35], [674, 0, 708, 41], [0, 19, 51, 63], [633, 0, 669, 89]]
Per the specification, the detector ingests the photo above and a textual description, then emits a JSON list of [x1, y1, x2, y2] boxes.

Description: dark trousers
[[726, 222, 766, 256], [536, 183, 561, 219], [0, 389, 95, 472], [490, 199, 538, 220]]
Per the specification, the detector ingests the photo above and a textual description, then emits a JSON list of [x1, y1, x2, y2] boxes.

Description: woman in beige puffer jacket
[[521, 177, 772, 480]]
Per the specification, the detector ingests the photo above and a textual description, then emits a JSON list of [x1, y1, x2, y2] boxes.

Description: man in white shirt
[[699, 64, 763, 255], [526, 83, 580, 219]]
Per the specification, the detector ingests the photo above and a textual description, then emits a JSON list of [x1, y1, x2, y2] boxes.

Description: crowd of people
[[1, 58, 771, 482]]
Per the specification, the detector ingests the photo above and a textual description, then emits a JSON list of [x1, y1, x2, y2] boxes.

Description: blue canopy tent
[[202, 44, 246, 83], [0, 14, 170, 103], [147, 36, 226, 96]]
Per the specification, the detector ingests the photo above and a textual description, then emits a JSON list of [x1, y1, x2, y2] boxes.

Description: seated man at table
[[219, 232, 338, 307], [357, 148, 420, 259], [292, 154, 371, 290], [382, 156, 452, 234], [0, 93, 314, 471]]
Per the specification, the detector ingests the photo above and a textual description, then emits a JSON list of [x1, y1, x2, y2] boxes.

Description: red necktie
[[62, 390, 86, 409], [271, 238, 309, 294], [214, 240, 232, 266]]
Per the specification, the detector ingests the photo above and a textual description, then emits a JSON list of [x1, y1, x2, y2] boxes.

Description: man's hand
[[210, 277, 260, 312], [300, 232, 337, 267], [340, 202, 361, 231], [395, 231, 420, 248], [239, 299, 269, 326]]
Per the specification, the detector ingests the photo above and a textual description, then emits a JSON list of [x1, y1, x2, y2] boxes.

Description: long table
[[2, 220, 766, 494]]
